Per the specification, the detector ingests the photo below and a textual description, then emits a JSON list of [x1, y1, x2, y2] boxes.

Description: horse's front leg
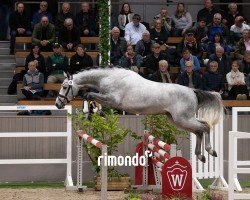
[[84, 92, 112, 107]]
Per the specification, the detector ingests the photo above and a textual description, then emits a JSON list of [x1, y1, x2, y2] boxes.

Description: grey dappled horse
[[55, 67, 223, 163]]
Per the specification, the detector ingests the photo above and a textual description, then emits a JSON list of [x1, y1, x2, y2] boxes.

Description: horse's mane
[[74, 65, 130, 75]]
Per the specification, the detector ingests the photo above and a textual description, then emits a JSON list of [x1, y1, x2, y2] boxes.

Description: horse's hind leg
[[202, 122, 217, 157], [168, 114, 209, 163]]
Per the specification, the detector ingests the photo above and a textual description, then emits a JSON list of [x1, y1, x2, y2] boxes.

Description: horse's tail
[[194, 89, 224, 127]]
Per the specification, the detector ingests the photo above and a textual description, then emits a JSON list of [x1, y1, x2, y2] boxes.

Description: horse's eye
[[63, 86, 67, 90]]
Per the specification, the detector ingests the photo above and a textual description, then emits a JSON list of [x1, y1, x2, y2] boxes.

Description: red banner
[[162, 157, 192, 199]]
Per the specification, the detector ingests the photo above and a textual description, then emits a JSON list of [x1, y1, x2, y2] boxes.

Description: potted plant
[[72, 108, 140, 190], [142, 114, 187, 145]]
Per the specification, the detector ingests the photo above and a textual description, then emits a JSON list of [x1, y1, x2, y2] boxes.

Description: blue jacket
[[180, 55, 200, 73], [202, 71, 224, 92]]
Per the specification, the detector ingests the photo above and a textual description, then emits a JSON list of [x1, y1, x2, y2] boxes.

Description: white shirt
[[230, 23, 250, 33], [124, 22, 146, 45], [226, 70, 245, 90]]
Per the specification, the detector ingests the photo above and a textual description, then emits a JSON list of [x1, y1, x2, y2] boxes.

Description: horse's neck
[[74, 69, 108, 86]]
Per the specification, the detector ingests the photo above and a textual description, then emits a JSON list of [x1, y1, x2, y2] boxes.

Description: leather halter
[[57, 77, 74, 107]]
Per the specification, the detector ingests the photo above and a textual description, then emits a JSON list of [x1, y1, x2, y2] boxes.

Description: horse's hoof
[[198, 155, 206, 163], [212, 150, 217, 157]]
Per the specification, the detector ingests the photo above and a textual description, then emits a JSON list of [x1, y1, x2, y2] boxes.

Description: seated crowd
[[7, 0, 250, 101]]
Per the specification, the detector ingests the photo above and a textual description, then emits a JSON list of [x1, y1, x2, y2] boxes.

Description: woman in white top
[[118, 3, 134, 37], [172, 3, 192, 36], [226, 60, 249, 100]]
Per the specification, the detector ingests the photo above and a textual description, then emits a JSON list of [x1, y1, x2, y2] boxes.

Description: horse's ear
[[63, 71, 71, 79]]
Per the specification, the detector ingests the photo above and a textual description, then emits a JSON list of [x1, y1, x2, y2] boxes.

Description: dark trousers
[[228, 85, 249, 99], [22, 89, 43, 99]]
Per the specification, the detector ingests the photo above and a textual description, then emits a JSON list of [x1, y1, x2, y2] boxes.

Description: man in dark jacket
[[9, 2, 32, 54], [151, 60, 173, 83], [197, 0, 221, 25], [55, 3, 74, 35], [202, 60, 224, 92], [207, 46, 231, 78], [0, 0, 13, 40], [141, 43, 170, 78], [110, 27, 127, 65], [58, 18, 80, 51], [74, 2, 96, 37], [69, 44, 93, 75], [177, 61, 202, 89], [32, 16, 56, 51]]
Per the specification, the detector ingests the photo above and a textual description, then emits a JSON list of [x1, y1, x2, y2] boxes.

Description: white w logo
[[167, 169, 187, 190], [171, 174, 184, 187]]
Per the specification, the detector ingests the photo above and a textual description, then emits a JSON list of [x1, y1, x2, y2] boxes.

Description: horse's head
[[55, 73, 79, 109]]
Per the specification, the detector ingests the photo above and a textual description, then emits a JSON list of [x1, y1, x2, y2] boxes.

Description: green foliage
[[97, 0, 110, 65], [71, 109, 138, 175], [142, 115, 187, 145]]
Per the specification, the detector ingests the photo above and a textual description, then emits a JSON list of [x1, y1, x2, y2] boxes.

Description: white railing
[[191, 112, 228, 192], [228, 131, 250, 200], [0, 105, 75, 190]]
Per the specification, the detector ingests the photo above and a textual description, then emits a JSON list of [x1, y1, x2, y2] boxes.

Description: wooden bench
[[166, 37, 183, 44], [15, 37, 99, 51], [17, 99, 250, 107], [18, 98, 83, 106], [17, 83, 61, 91], [15, 51, 99, 66], [15, 51, 99, 59]]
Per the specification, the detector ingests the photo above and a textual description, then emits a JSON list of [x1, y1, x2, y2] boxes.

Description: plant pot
[[94, 176, 131, 191]]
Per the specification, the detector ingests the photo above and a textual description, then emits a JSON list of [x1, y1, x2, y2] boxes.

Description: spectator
[[135, 30, 155, 57], [230, 16, 250, 43], [197, 0, 220, 25], [68, 44, 93, 75], [202, 61, 224, 93], [153, 8, 172, 34], [9, 2, 32, 54], [25, 44, 46, 78], [0, 1, 13, 40], [75, 2, 96, 37], [141, 43, 170, 78], [32, 16, 56, 51], [239, 50, 250, 89], [207, 32, 231, 55], [119, 44, 143, 72], [226, 2, 246, 28], [55, 3, 74, 35], [176, 30, 202, 59], [180, 48, 200, 73], [58, 18, 80, 51], [32, 1, 53, 26], [207, 13, 230, 43], [151, 60, 173, 83], [208, 46, 231, 78], [110, 27, 127, 65], [7, 44, 46, 95], [22, 61, 44, 100], [118, 3, 134, 37], [226, 60, 249, 100], [124, 14, 146, 46], [150, 19, 169, 45], [172, 3, 192, 36], [235, 29, 250, 60], [46, 43, 68, 97], [190, 17, 208, 50], [177, 61, 202, 89]]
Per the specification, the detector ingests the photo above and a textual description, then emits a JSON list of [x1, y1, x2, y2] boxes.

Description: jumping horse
[[55, 67, 223, 163]]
